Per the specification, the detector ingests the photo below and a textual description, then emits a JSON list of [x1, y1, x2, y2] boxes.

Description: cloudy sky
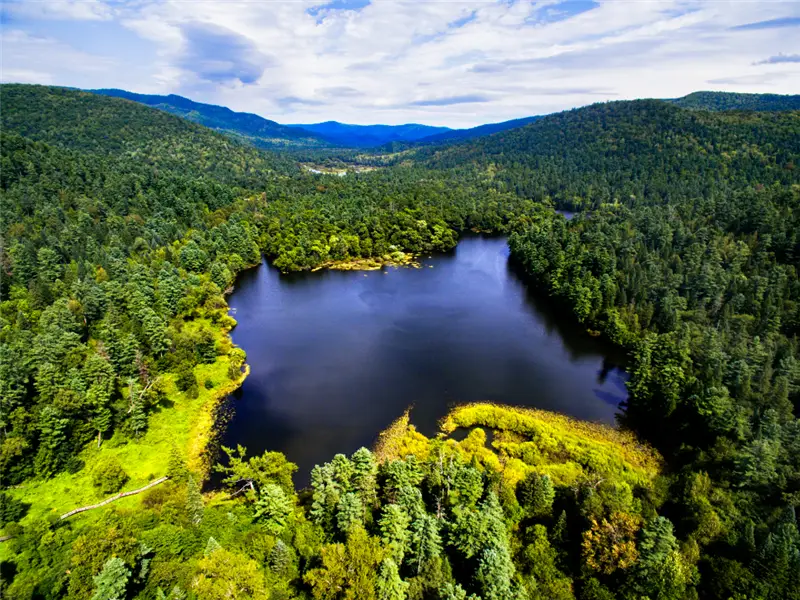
[[2, 0, 799, 127]]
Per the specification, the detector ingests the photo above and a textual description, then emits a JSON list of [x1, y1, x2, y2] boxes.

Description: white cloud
[[2, 0, 799, 127], [0, 29, 116, 86]]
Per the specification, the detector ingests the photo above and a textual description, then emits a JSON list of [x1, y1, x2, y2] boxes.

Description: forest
[[0, 84, 799, 600]]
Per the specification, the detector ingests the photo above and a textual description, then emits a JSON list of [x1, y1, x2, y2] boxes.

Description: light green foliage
[[440, 583, 481, 600], [193, 547, 267, 600], [337, 492, 365, 534], [475, 547, 515, 600], [91, 557, 130, 600], [92, 458, 130, 495], [409, 514, 442, 574], [216, 445, 297, 495], [632, 516, 693, 600], [254, 483, 294, 535], [376, 558, 408, 600], [520, 525, 574, 600], [379, 503, 412, 562], [305, 526, 386, 600], [351, 447, 379, 510], [186, 475, 204, 526]]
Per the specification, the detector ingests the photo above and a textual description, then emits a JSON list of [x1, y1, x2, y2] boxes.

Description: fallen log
[[59, 476, 170, 521]]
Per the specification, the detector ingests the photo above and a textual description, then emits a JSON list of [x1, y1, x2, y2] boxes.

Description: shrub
[[0, 492, 29, 526], [92, 459, 130, 495], [175, 363, 197, 392]]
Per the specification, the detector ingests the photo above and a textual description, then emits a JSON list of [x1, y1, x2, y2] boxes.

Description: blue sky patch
[[307, 0, 370, 21], [528, 0, 600, 26], [754, 53, 800, 65], [449, 10, 477, 30], [732, 17, 800, 31]]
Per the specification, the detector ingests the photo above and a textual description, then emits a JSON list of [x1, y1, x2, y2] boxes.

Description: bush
[[65, 456, 86, 474], [0, 492, 30, 526], [204, 379, 214, 389], [92, 459, 130, 495], [175, 363, 197, 392]]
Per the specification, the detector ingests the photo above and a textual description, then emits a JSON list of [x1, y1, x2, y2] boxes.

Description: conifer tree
[[186, 475, 204, 526], [379, 503, 412, 562], [91, 557, 130, 600], [376, 558, 408, 600], [255, 483, 293, 535]]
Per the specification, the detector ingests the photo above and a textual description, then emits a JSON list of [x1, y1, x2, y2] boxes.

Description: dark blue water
[[222, 235, 627, 482]]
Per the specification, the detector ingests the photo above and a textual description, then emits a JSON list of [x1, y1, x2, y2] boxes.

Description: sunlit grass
[[4, 320, 246, 529]]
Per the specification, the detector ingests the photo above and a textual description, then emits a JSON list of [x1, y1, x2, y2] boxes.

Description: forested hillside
[[1, 84, 799, 600], [415, 100, 800, 209], [417, 115, 542, 145], [90, 88, 330, 149], [669, 91, 800, 112]]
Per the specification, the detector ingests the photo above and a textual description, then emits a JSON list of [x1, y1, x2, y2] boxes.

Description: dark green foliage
[[669, 91, 800, 112], [0, 492, 29, 526], [518, 472, 555, 518]]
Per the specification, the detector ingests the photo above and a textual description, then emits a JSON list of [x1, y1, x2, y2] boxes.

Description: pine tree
[[167, 444, 188, 482], [476, 546, 515, 600], [351, 447, 378, 510], [269, 539, 294, 576], [519, 473, 555, 518], [254, 483, 293, 535], [186, 475, 204, 526], [129, 397, 148, 438], [337, 491, 364, 535], [205, 536, 222, 557], [310, 462, 340, 531], [91, 557, 130, 600], [376, 558, 409, 600], [379, 503, 412, 563], [410, 513, 442, 574]]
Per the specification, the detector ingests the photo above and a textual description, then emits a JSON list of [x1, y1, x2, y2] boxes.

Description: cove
[[222, 235, 628, 484]]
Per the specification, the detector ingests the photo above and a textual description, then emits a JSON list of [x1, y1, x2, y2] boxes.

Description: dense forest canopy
[[1, 84, 799, 600], [668, 91, 800, 112]]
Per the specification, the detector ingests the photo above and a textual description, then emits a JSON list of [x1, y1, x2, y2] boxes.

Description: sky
[[1, 0, 799, 128]]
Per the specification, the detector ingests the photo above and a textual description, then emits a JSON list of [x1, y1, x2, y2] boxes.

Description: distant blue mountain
[[90, 89, 329, 148], [286, 121, 452, 148], [418, 115, 543, 144]]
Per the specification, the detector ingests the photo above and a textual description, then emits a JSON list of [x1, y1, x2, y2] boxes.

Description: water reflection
[[222, 235, 628, 484]]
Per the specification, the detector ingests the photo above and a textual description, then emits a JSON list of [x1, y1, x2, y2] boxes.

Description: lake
[[222, 235, 628, 484]]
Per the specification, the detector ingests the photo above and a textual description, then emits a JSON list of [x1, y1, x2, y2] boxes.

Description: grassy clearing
[[374, 403, 662, 490], [3, 319, 247, 530], [440, 403, 662, 484]]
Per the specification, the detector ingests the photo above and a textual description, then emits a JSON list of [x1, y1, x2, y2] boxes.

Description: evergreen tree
[[337, 491, 364, 535], [186, 475, 204, 526], [351, 446, 378, 510], [519, 473, 555, 518], [476, 547, 515, 600], [379, 503, 412, 563], [254, 483, 293, 535], [91, 557, 130, 600], [409, 513, 442, 574], [376, 558, 408, 600]]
